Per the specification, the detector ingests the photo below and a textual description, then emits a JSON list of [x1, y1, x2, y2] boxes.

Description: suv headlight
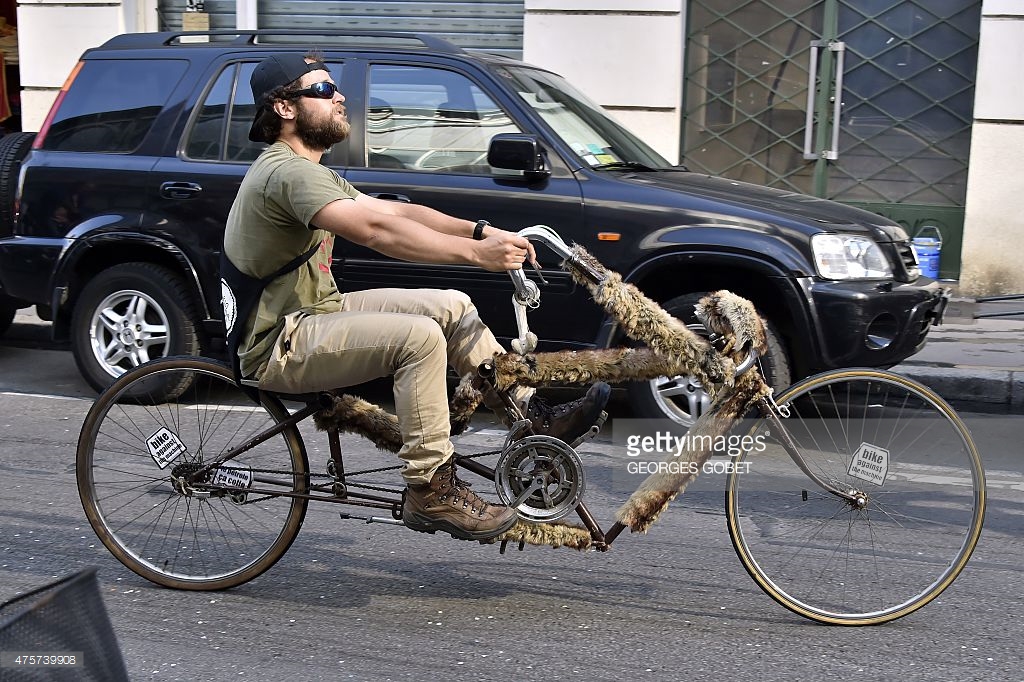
[[811, 234, 893, 280]]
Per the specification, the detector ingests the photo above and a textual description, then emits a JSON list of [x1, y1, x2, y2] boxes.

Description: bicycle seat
[[240, 378, 334, 406]]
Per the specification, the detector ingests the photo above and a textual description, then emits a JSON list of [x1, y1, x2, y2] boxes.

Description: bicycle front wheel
[[726, 369, 985, 625], [77, 357, 309, 590]]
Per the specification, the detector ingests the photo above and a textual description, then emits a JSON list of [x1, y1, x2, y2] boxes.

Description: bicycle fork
[[756, 398, 866, 508]]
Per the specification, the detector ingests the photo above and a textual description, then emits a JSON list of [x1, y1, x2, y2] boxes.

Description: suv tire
[[0, 293, 19, 337], [626, 292, 791, 427], [71, 263, 202, 400], [0, 133, 35, 236]]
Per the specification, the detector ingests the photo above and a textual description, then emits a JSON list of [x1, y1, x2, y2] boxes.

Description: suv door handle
[[160, 181, 203, 199], [368, 192, 410, 203]]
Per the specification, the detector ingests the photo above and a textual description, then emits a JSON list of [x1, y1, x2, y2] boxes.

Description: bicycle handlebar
[[735, 347, 759, 375], [507, 225, 760, 378]]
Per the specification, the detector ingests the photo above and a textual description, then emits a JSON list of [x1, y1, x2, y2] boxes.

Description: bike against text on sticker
[[147, 427, 187, 469], [847, 442, 889, 486]]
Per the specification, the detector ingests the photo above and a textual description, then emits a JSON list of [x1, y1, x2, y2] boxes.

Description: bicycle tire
[[77, 356, 310, 590], [725, 368, 985, 625]]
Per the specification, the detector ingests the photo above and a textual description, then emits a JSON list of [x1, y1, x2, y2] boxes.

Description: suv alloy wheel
[[70, 263, 202, 400]]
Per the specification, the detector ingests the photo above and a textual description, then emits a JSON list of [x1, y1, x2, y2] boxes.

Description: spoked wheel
[[76, 356, 309, 590], [726, 369, 985, 625]]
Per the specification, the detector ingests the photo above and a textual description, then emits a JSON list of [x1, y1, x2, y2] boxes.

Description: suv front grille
[[893, 240, 920, 281]]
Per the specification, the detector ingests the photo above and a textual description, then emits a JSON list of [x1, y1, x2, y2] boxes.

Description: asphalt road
[[1, 312, 1022, 681]]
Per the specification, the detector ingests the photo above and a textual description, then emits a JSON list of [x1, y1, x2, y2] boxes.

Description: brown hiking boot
[[525, 382, 611, 443], [404, 460, 517, 540]]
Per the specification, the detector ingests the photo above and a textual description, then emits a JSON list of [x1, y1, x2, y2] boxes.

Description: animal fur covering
[[613, 368, 771, 533], [482, 520, 594, 551], [313, 243, 773, 542]]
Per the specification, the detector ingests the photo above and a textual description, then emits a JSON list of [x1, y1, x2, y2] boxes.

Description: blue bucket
[[911, 226, 942, 279]]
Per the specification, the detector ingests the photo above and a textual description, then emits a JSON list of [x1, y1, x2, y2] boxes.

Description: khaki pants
[[258, 288, 530, 484]]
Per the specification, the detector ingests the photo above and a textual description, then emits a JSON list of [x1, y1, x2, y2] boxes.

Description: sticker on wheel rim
[[147, 427, 187, 469], [848, 442, 889, 486], [212, 461, 253, 490]]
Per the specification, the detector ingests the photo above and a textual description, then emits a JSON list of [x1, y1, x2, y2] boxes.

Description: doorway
[[683, 0, 981, 278]]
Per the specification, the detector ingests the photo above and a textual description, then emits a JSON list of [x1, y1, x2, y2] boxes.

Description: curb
[[894, 364, 1024, 414]]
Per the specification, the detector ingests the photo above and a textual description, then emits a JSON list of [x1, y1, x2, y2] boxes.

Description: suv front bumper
[[803, 277, 947, 372]]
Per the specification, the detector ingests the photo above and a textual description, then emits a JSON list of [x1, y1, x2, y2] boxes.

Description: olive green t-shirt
[[223, 141, 359, 377]]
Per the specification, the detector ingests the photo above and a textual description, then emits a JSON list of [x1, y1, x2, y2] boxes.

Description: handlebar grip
[[735, 347, 758, 376]]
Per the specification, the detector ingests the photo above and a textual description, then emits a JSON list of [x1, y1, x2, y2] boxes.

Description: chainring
[[494, 435, 585, 522]]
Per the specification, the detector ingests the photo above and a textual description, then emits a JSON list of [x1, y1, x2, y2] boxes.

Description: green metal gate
[[683, 0, 981, 278]]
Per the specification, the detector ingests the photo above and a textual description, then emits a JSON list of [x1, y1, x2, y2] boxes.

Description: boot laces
[[528, 395, 584, 419], [437, 462, 487, 516]]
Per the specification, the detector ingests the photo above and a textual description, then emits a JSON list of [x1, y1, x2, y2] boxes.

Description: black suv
[[0, 30, 946, 425]]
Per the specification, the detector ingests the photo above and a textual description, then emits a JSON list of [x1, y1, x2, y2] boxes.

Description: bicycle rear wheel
[[77, 357, 309, 590], [726, 369, 985, 625]]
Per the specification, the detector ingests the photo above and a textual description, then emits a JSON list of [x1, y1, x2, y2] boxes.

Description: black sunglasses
[[288, 81, 339, 100]]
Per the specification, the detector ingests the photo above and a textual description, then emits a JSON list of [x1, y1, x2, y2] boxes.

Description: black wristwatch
[[472, 219, 490, 241]]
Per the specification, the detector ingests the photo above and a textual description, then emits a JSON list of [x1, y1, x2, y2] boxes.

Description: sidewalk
[[891, 300, 1024, 414]]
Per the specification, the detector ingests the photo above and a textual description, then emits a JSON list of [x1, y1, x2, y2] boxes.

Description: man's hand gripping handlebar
[[507, 225, 578, 354]]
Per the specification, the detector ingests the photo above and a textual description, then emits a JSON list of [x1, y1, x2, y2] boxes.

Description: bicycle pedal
[[339, 512, 403, 527], [497, 538, 528, 554], [570, 410, 608, 448]]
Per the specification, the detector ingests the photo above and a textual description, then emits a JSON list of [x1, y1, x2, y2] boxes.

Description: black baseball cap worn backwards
[[248, 54, 328, 142]]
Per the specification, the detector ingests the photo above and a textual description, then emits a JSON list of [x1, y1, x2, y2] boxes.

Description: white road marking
[[1, 391, 90, 401]]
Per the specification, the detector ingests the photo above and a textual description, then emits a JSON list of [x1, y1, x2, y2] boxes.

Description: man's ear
[[272, 98, 297, 120]]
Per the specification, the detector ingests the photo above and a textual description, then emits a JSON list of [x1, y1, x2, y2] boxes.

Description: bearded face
[[294, 97, 351, 151]]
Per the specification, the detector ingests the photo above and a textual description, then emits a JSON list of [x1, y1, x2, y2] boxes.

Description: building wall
[[17, 0, 158, 131], [523, 0, 684, 164], [959, 0, 1024, 295]]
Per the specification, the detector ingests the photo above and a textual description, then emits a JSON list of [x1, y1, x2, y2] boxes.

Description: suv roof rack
[[100, 29, 464, 53]]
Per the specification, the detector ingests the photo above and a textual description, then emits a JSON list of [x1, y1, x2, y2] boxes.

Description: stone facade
[[959, 0, 1024, 295]]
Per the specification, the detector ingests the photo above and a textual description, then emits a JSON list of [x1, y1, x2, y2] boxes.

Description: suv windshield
[[499, 65, 673, 170]]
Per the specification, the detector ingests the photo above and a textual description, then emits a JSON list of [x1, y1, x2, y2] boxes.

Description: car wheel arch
[[51, 233, 211, 339], [599, 250, 803, 340]]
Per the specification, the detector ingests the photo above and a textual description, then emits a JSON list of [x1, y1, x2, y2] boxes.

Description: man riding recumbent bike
[[76, 226, 985, 626]]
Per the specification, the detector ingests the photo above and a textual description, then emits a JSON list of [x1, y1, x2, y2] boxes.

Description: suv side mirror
[[487, 134, 550, 180]]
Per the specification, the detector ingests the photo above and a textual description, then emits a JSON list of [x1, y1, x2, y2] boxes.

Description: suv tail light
[[31, 61, 84, 150]]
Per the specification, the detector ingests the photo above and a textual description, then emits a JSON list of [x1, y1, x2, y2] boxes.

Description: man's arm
[[354, 193, 537, 263], [311, 197, 530, 272], [356, 193, 475, 236]]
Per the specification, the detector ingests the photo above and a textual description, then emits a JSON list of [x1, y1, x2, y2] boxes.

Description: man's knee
[[432, 289, 474, 319], [403, 317, 447, 362]]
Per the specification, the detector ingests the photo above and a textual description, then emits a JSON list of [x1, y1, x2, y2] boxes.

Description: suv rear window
[[42, 59, 188, 153]]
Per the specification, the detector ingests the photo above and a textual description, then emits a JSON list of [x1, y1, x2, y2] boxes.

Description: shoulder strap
[[264, 241, 321, 283], [220, 240, 322, 394]]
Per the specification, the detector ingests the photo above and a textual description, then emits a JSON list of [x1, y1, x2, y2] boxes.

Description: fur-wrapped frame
[[313, 244, 774, 544]]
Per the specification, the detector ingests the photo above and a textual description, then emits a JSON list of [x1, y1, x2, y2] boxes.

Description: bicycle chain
[[201, 449, 503, 504]]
